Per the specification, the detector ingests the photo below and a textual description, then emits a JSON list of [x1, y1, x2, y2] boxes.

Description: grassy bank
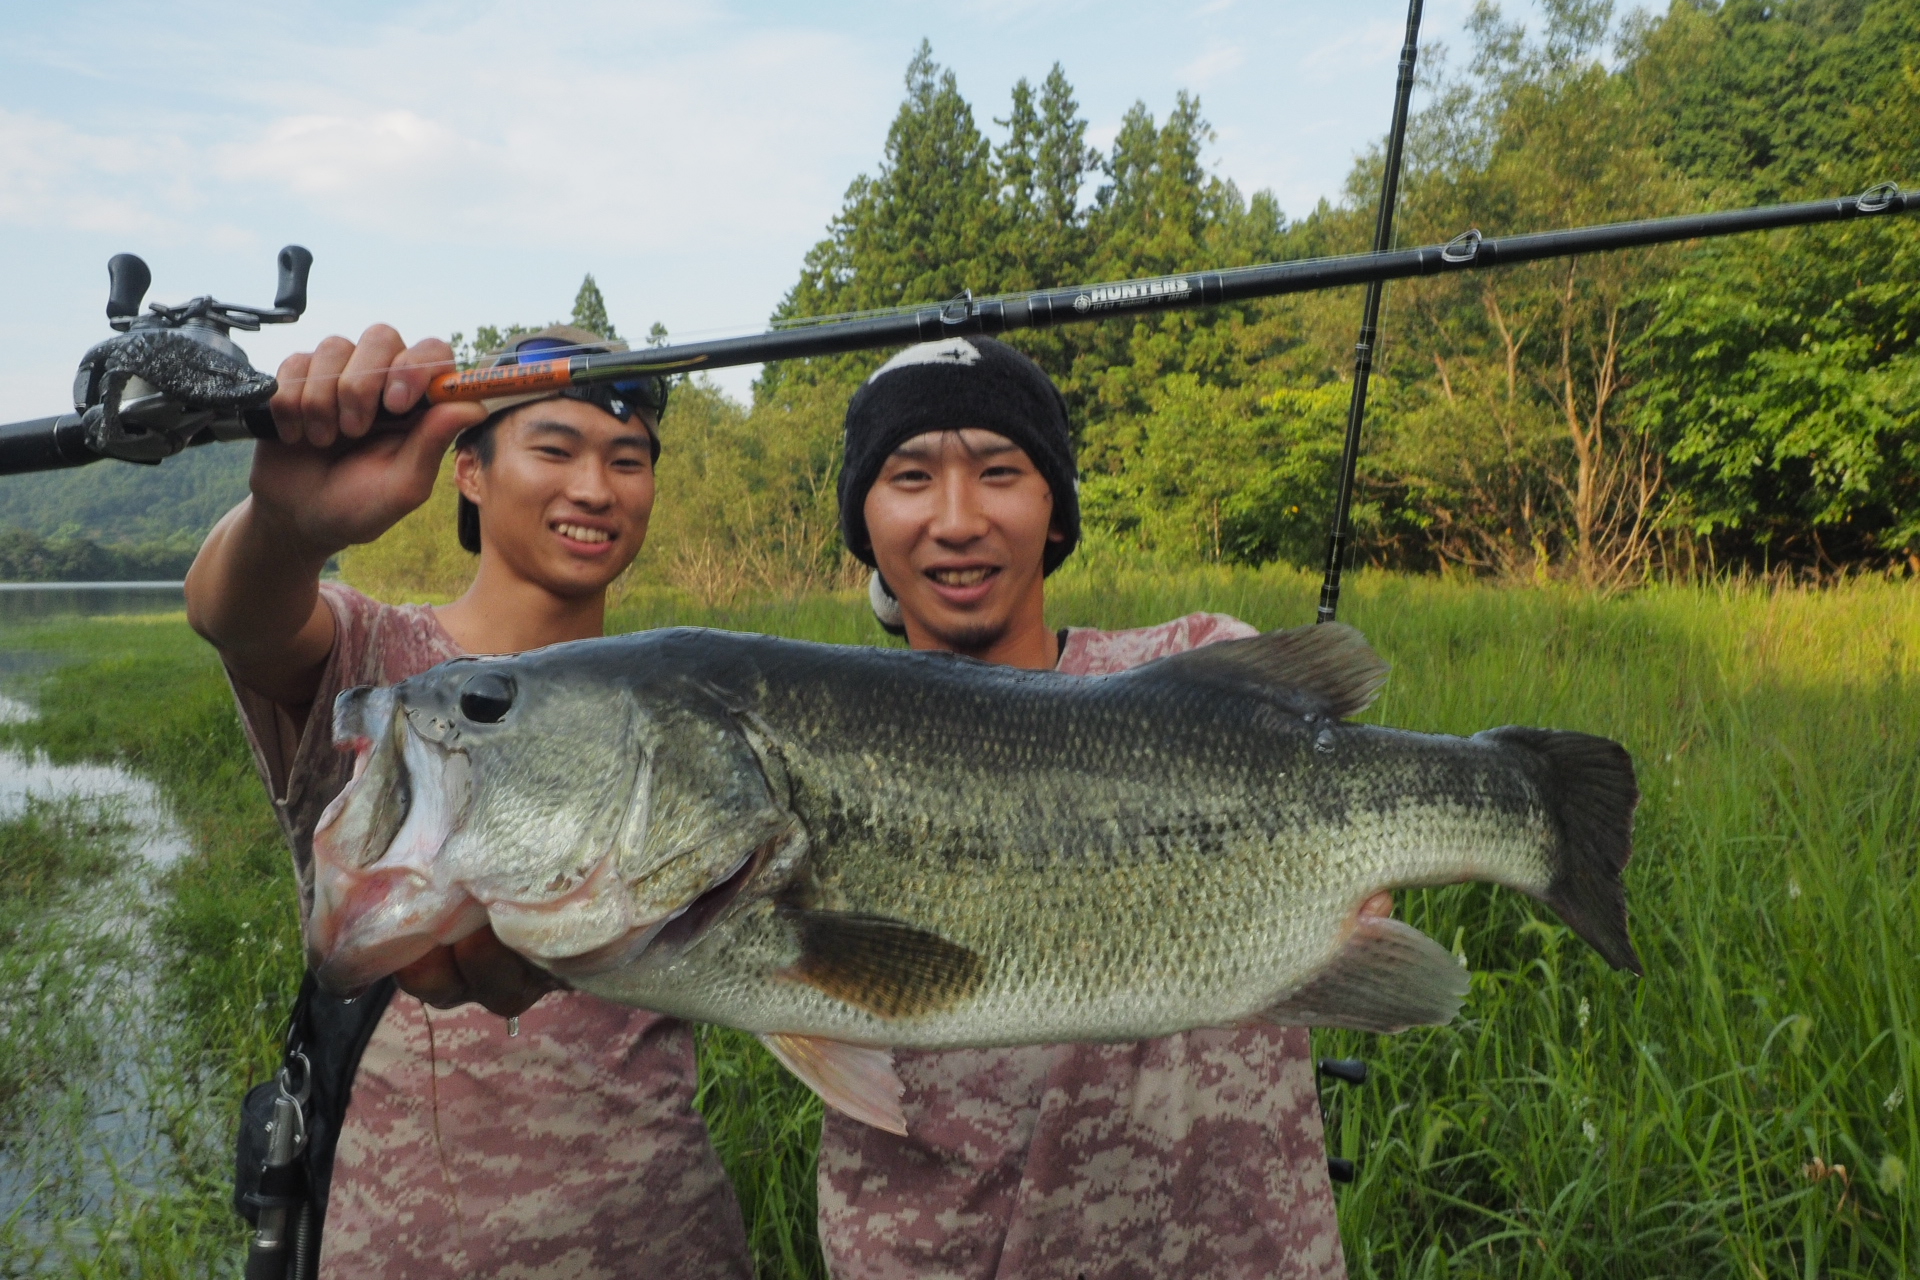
[[0, 617, 302, 1275], [1, 573, 1915, 1276]]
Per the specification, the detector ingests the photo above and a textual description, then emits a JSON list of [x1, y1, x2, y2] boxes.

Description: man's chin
[[538, 551, 639, 597], [917, 613, 1011, 656]]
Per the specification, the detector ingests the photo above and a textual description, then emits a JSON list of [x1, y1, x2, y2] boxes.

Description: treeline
[[0, 445, 252, 546], [348, 0, 1920, 601], [0, 529, 197, 582]]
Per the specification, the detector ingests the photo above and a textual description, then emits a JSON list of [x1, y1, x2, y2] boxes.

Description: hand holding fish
[[392, 924, 566, 1017]]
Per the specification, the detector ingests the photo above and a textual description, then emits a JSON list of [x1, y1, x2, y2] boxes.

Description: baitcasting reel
[[74, 246, 311, 462], [2, 247, 310, 473]]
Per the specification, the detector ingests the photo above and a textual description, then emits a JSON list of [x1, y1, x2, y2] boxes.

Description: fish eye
[[458, 671, 516, 724]]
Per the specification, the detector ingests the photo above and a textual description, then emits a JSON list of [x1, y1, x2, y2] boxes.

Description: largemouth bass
[[309, 623, 1640, 1133]]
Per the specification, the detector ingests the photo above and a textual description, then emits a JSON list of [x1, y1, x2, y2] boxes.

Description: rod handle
[[421, 358, 571, 405]]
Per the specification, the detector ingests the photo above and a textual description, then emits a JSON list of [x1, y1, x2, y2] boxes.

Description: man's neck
[[434, 560, 607, 655]]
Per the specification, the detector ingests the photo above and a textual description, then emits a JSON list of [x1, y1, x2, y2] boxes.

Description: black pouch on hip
[[233, 972, 396, 1278]]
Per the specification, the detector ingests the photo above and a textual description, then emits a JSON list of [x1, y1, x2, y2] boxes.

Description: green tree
[[1623, 0, 1920, 569], [1355, 0, 1689, 583], [571, 273, 620, 341]]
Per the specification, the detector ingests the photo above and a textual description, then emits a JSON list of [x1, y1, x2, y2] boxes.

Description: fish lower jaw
[[305, 863, 488, 994]]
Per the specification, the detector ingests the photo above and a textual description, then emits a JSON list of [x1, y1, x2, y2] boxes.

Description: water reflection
[[0, 583, 186, 625], [0, 695, 188, 868]]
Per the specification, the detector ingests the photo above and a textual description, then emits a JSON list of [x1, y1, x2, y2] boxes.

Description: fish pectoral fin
[[757, 1033, 908, 1136], [1128, 622, 1389, 720], [776, 909, 984, 1019], [1255, 916, 1469, 1034]]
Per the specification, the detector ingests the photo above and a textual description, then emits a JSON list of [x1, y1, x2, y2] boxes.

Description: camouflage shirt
[[815, 612, 1348, 1280], [229, 583, 751, 1280]]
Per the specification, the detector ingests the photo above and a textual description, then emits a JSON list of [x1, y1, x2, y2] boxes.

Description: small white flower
[[1788, 878, 1802, 900], [1887, 1087, 1906, 1113], [1577, 998, 1591, 1031], [1582, 1120, 1599, 1144]]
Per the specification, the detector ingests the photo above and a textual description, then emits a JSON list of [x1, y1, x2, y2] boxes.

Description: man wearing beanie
[[819, 336, 1384, 1279], [187, 324, 749, 1278]]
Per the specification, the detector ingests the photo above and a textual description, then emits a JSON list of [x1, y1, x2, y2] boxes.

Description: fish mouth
[[308, 687, 483, 994], [307, 685, 784, 993]]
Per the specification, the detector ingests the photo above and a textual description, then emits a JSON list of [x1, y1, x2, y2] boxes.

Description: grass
[[1, 571, 1915, 1276], [0, 617, 302, 1277]]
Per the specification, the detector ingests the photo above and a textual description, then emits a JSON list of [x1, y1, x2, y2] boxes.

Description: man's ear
[[454, 447, 484, 503]]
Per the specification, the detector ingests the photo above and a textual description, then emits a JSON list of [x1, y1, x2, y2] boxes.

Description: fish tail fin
[[1478, 726, 1642, 975]]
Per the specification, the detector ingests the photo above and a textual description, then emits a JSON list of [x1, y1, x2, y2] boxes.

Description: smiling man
[[186, 325, 750, 1279], [819, 335, 1383, 1280]]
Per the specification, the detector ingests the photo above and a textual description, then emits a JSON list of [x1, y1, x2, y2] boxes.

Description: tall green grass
[[1, 575, 1914, 1276]]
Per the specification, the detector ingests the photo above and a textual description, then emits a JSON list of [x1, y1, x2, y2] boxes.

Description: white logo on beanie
[[867, 338, 981, 382]]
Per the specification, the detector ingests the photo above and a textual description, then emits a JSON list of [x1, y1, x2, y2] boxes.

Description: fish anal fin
[[1135, 622, 1389, 720], [758, 1033, 907, 1135], [1256, 916, 1469, 1033], [778, 910, 984, 1019]]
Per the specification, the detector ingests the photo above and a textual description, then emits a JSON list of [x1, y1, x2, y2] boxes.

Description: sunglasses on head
[[505, 336, 669, 419]]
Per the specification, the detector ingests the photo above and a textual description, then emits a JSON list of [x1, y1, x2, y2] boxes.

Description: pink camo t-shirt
[[815, 612, 1348, 1280], [228, 583, 751, 1280]]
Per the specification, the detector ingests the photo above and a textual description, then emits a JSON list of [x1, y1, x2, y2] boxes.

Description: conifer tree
[[571, 273, 620, 341]]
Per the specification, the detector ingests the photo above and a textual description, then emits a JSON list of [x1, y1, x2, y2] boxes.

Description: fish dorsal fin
[[757, 1033, 908, 1135], [1132, 622, 1389, 720], [778, 910, 985, 1019]]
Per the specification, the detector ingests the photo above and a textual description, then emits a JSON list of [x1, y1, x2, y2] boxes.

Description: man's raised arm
[[185, 327, 483, 710]]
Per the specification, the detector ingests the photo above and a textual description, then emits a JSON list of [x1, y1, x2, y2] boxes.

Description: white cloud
[[1177, 45, 1245, 88], [0, 109, 192, 235], [1, 7, 884, 257]]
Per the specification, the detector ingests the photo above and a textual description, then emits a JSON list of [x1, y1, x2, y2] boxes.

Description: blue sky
[[0, 0, 1552, 417]]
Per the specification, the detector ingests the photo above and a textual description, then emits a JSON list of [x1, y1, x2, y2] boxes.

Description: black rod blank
[[565, 186, 1916, 385], [1318, 0, 1424, 625]]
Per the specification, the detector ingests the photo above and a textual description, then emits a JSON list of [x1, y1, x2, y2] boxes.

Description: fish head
[[309, 651, 647, 992], [308, 640, 798, 995]]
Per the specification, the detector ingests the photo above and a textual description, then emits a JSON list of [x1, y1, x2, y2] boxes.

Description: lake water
[[0, 582, 186, 625]]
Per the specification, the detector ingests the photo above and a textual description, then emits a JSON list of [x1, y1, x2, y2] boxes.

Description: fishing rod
[[1319, 0, 1422, 627], [1, 183, 1914, 478]]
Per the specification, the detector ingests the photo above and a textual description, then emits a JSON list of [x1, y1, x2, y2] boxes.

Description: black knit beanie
[[838, 336, 1079, 574]]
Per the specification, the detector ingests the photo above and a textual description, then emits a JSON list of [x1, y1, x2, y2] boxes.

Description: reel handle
[[275, 246, 313, 317], [107, 254, 151, 331]]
